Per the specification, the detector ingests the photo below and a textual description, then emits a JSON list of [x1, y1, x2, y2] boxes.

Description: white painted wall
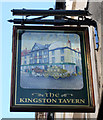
[[88, 26, 100, 118]]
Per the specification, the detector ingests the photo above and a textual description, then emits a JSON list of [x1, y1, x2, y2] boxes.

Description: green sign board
[[10, 26, 95, 112]]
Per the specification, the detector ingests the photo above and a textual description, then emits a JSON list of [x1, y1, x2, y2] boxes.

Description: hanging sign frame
[[10, 25, 95, 112]]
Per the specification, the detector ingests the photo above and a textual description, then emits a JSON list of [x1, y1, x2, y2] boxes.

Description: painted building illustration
[[21, 40, 82, 78], [21, 43, 50, 71]]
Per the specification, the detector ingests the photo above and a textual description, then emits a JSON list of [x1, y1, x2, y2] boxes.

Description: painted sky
[[21, 30, 80, 51]]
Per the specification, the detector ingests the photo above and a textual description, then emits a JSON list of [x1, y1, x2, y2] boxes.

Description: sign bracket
[[8, 8, 99, 51]]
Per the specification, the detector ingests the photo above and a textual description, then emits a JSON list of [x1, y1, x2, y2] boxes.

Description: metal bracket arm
[[8, 8, 99, 51], [8, 18, 96, 26], [11, 9, 91, 17]]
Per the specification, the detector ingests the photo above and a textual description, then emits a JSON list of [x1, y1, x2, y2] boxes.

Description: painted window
[[24, 60, 26, 64], [72, 57, 74, 63], [61, 56, 64, 62], [29, 59, 31, 64], [75, 58, 77, 63], [30, 54, 32, 58], [29, 59, 33, 64], [44, 49, 48, 55], [78, 53, 79, 57], [39, 50, 42, 56], [39, 58, 42, 63], [78, 59, 80, 64], [24, 56, 26, 59], [52, 50, 55, 55], [34, 51, 37, 56], [60, 49, 64, 54], [52, 57, 55, 63], [44, 58, 48, 63], [34, 58, 37, 63]]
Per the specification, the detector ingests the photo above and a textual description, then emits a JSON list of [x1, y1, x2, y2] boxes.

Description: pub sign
[[10, 26, 95, 112]]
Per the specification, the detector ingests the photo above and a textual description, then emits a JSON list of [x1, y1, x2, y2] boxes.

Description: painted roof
[[49, 41, 68, 50], [31, 43, 50, 51]]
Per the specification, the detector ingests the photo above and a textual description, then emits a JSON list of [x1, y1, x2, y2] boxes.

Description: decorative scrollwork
[[32, 93, 44, 97], [61, 93, 73, 97]]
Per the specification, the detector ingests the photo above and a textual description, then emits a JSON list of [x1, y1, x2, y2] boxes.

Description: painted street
[[20, 72, 83, 89]]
